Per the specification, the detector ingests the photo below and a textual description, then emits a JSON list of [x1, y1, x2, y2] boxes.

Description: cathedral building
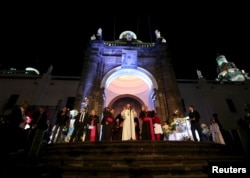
[[0, 29, 249, 152]]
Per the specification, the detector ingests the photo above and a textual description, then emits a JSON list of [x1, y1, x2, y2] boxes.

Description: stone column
[[155, 44, 185, 119], [74, 42, 103, 110]]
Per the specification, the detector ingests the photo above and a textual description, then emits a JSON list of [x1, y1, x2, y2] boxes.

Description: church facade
[[74, 30, 184, 120]]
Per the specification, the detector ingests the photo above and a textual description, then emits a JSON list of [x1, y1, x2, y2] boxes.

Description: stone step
[[39, 141, 237, 156], [2, 141, 247, 178], [7, 162, 209, 178], [37, 155, 244, 169]]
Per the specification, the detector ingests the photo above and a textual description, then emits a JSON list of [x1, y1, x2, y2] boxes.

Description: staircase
[[2, 141, 247, 178]]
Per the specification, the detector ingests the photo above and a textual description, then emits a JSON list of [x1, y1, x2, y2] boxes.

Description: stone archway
[[109, 94, 144, 117], [101, 66, 158, 112]]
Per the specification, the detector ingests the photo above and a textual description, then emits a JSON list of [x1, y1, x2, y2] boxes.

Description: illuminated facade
[[74, 30, 184, 119]]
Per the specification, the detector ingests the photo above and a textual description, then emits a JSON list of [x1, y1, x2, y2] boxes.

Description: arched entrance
[[101, 66, 158, 116], [109, 94, 144, 117]]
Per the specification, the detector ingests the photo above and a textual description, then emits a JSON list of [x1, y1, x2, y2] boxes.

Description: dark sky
[[1, 5, 249, 80]]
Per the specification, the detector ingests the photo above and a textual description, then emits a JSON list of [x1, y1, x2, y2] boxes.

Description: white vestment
[[210, 123, 225, 144], [121, 109, 136, 140]]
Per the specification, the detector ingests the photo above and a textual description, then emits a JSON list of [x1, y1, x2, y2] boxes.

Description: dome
[[119, 31, 137, 40]]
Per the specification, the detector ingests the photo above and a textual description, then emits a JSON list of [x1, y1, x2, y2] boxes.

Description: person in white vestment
[[210, 118, 225, 144], [121, 104, 137, 141]]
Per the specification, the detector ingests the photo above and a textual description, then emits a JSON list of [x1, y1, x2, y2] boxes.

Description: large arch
[[100, 66, 158, 110]]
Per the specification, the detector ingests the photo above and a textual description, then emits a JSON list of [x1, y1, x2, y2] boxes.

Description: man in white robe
[[121, 104, 137, 141]]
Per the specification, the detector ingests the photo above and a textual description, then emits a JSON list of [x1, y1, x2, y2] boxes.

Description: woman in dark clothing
[[50, 106, 69, 143]]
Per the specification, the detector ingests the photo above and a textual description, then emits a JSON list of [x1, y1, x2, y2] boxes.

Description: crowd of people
[[1, 101, 229, 156]]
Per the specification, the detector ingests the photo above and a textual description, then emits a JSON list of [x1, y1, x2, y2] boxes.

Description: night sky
[[1, 4, 249, 80]]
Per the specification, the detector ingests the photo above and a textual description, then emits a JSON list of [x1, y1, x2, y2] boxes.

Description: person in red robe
[[85, 109, 99, 142], [139, 105, 155, 141], [153, 113, 163, 140]]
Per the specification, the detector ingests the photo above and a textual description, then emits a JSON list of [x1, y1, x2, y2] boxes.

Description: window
[[226, 99, 237, 113]]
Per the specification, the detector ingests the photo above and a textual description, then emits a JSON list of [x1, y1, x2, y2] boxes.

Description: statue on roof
[[46, 65, 53, 75], [155, 29, 167, 44], [155, 30, 161, 39], [126, 32, 132, 41], [90, 34, 96, 40], [196, 69, 203, 79], [96, 28, 102, 40]]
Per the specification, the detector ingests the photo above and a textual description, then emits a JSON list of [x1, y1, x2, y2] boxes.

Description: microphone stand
[[130, 108, 133, 140], [184, 116, 191, 140]]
